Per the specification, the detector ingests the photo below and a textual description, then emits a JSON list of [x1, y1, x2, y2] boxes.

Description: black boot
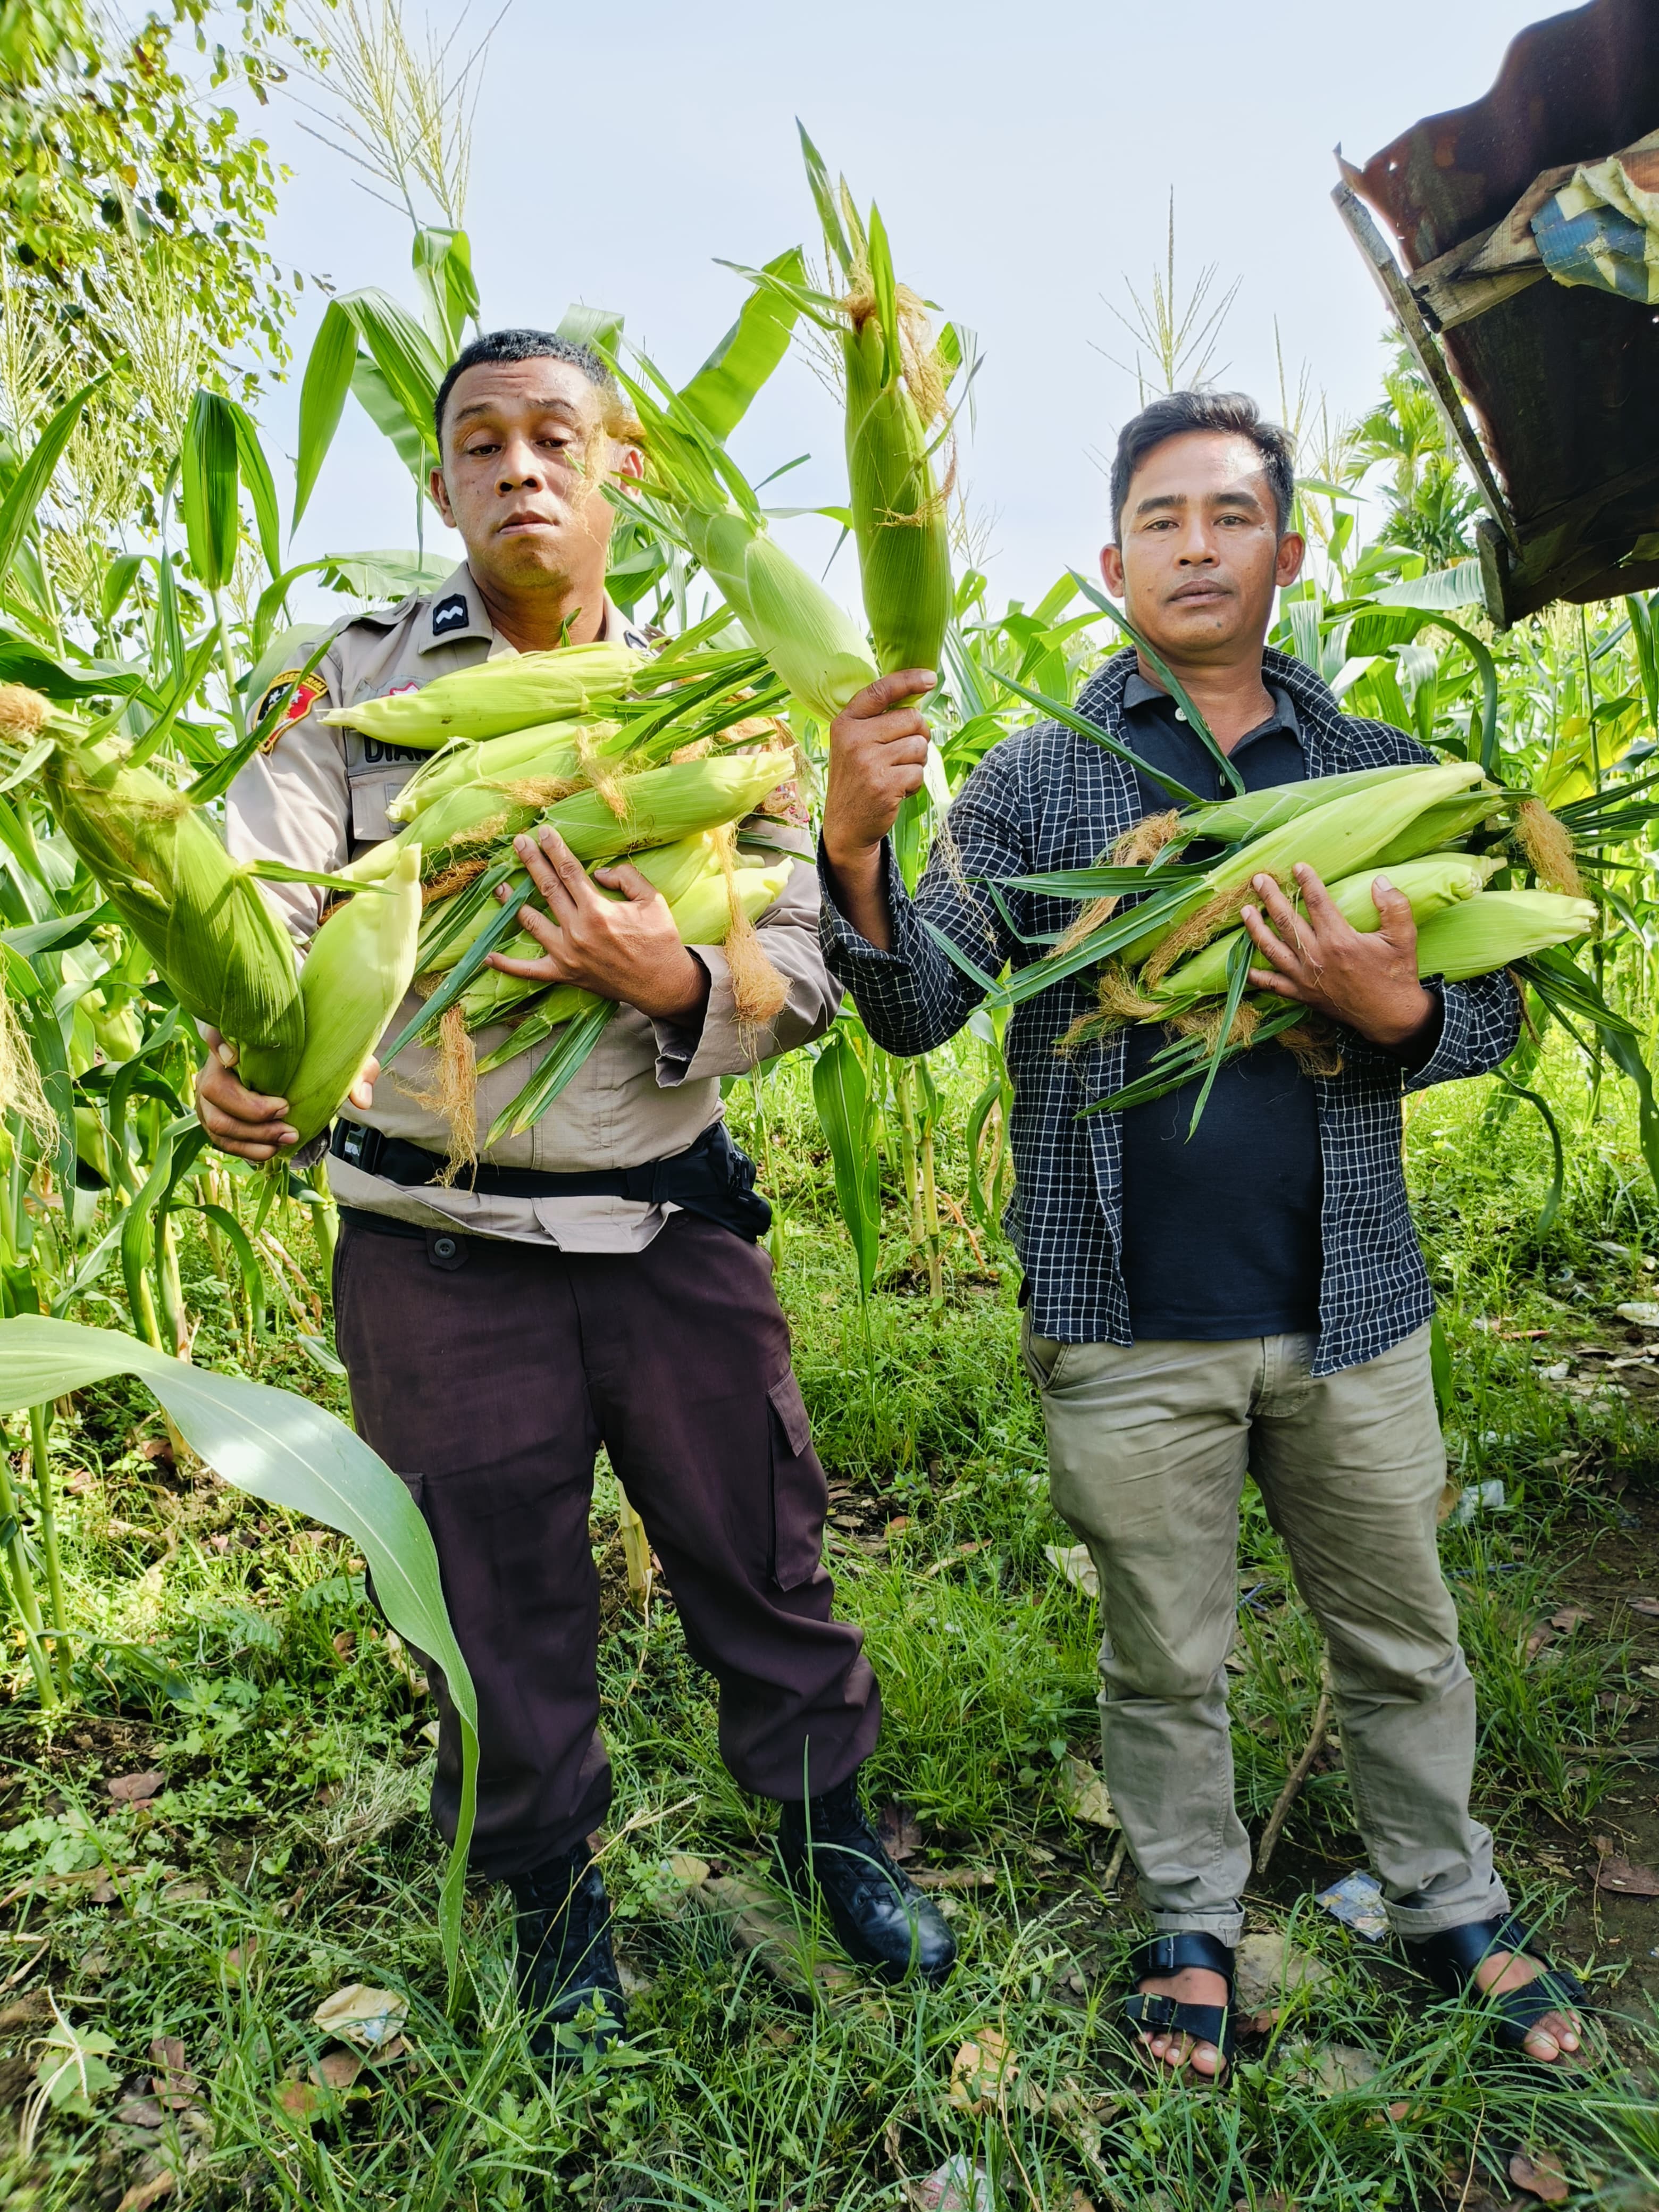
[[776, 1774, 957, 1988], [512, 1844, 625, 2066]]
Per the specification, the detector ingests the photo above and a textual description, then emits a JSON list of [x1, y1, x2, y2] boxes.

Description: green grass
[[2, 1035, 1658, 2208]]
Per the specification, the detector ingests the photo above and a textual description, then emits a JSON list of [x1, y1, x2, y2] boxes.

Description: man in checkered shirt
[[818, 392, 1589, 2079]]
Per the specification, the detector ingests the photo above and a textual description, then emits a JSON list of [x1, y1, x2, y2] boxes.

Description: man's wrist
[[1358, 984, 1439, 1055], [636, 946, 710, 1026]]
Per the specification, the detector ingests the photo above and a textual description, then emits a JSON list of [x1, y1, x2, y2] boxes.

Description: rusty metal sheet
[[1347, 0, 1659, 621]]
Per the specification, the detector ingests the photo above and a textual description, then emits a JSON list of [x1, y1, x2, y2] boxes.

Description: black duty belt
[[329, 1117, 772, 1242]]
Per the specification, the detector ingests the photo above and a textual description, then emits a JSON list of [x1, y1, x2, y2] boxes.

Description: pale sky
[[246, 0, 1550, 620]]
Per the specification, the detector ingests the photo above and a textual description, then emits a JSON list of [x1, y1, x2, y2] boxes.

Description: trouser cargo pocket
[[767, 1370, 826, 1590]]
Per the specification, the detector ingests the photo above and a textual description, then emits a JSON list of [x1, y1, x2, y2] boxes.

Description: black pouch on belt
[[330, 1117, 773, 1242]]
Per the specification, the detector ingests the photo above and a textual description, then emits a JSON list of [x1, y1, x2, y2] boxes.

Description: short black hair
[[433, 328, 617, 448], [1109, 389, 1296, 541]]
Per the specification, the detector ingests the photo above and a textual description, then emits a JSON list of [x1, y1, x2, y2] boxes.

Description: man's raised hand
[[489, 825, 710, 1025], [1240, 865, 1437, 1053], [820, 668, 935, 952]]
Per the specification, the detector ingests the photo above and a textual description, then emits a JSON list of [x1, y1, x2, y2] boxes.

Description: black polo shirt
[[1116, 673, 1323, 1341]]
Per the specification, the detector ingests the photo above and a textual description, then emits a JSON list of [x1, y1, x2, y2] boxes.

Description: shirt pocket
[[767, 1369, 826, 1590], [347, 764, 420, 845]]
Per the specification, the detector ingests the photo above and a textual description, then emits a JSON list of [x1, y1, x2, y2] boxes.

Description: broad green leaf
[[1364, 559, 1483, 611], [181, 388, 240, 592], [337, 289, 446, 460], [352, 354, 432, 488], [0, 1313, 480, 2000], [100, 553, 144, 624], [0, 375, 105, 593], [556, 304, 625, 356], [0, 641, 148, 705], [680, 248, 806, 443], [294, 300, 360, 530], [412, 227, 480, 356], [226, 399, 283, 580], [811, 1027, 881, 1300]]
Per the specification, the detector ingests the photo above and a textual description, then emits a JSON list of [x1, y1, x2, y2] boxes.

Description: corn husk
[[1412, 889, 1597, 981], [1123, 761, 1487, 976], [322, 642, 644, 748], [284, 845, 423, 1145], [1155, 851, 1502, 1003], [688, 511, 875, 723], [387, 721, 603, 824], [41, 745, 304, 1095]]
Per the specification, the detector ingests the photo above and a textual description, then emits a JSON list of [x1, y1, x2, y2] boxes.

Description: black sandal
[[1123, 1932, 1237, 2077], [1403, 1913, 1593, 2064]]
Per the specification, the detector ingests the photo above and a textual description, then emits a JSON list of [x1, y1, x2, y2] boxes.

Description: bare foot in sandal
[[1474, 1949, 1582, 2065], [1136, 1964, 1230, 2077]]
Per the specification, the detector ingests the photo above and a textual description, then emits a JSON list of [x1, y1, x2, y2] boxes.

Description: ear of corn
[[686, 510, 876, 723], [387, 722, 599, 824], [41, 745, 305, 1095], [1175, 763, 1437, 847], [1118, 761, 1487, 969], [1156, 851, 1502, 1002], [322, 642, 645, 748], [535, 748, 793, 863], [284, 845, 423, 1144], [1412, 889, 1597, 982], [1371, 790, 1509, 869]]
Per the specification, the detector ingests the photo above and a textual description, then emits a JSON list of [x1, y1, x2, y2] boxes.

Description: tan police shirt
[[224, 559, 839, 1249]]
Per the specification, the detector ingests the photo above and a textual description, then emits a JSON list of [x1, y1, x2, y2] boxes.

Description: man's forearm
[[820, 839, 892, 953]]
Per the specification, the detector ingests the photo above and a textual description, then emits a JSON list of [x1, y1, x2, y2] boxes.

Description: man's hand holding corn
[[1241, 862, 1438, 1053]]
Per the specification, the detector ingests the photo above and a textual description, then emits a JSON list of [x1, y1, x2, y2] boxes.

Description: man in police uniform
[[195, 329, 954, 2063]]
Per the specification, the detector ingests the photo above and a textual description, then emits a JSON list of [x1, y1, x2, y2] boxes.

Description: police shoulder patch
[[254, 671, 328, 751], [431, 593, 470, 636]]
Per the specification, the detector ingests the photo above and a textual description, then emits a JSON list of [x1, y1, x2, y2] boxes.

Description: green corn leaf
[[0, 640, 148, 706], [1066, 570, 1246, 795], [986, 666, 1205, 807], [100, 554, 143, 625], [1186, 932, 1254, 1138], [181, 389, 240, 593], [1492, 1070, 1564, 1236], [557, 305, 625, 355], [484, 999, 619, 1147], [225, 399, 283, 580], [811, 1025, 881, 1301], [797, 121, 853, 280], [412, 227, 480, 356], [0, 1312, 479, 2001], [353, 355, 432, 489], [294, 301, 360, 530], [681, 248, 807, 442], [0, 375, 107, 593]]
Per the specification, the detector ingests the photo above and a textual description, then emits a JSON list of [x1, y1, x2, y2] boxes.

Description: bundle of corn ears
[[992, 734, 1595, 1127]]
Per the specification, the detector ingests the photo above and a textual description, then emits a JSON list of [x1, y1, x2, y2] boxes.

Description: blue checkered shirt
[[819, 647, 1520, 1375]]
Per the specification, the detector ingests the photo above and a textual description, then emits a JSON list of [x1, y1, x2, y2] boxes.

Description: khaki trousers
[[1025, 1321, 1506, 1946]]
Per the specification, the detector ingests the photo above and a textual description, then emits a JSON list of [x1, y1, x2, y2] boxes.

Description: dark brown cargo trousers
[[333, 1208, 881, 1881]]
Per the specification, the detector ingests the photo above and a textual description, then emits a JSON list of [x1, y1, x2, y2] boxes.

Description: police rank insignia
[[431, 593, 470, 636], [253, 671, 328, 752]]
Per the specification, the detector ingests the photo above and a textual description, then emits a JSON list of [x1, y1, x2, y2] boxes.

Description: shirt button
[[432, 1236, 457, 1260], [1174, 708, 1187, 723]]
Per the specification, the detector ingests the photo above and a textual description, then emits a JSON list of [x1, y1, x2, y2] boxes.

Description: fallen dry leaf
[[1524, 1626, 1555, 1660], [1509, 2150, 1570, 2204], [312, 1984, 409, 2050], [1044, 1543, 1099, 1599], [1549, 1607, 1590, 1632], [311, 2049, 362, 2091], [275, 2076, 322, 2124], [691, 1873, 856, 1995], [909, 1866, 995, 1891], [1594, 1853, 1659, 1897], [114, 2174, 175, 2212], [223, 1939, 257, 1978], [948, 2027, 1018, 2112], [663, 1853, 709, 1890], [331, 1630, 356, 1658], [160, 1879, 208, 1903], [877, 1803, 921, 1863], [107, 1771, 166, 1805], [115, 2096, 166, 2128], [149, 2034, 198, 2111], [1631, 1595, 1659, 1616], [0, 1992, 53, 2030], [1058, 1756, 1118, 1830], [1234, 1932, 1331, 2012]]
